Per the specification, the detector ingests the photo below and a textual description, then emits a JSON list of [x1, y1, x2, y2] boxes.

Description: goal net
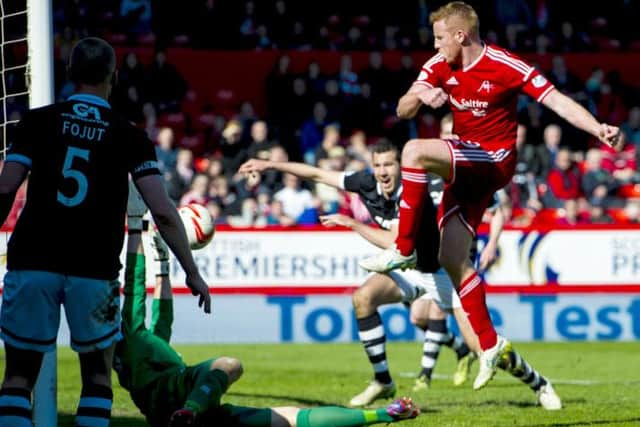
[[0, 0, 29, 160]]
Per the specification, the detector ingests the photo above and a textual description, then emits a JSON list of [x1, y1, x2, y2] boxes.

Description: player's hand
[[416, 87, 448, 109], [319, 214, 353, 228], [127, 180, 148, 231], [185, 274, 211, 314], [479, 242, 498, 272], [599, 123, 623, 151], [238, 159, 270, 175]]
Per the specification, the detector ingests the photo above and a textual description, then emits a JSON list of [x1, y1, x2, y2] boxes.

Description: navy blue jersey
[[343, 170, 440, 273], [5, 94, 160, 279]]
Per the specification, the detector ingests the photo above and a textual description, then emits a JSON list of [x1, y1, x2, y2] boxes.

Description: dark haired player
[[0, 37, 209, 427]]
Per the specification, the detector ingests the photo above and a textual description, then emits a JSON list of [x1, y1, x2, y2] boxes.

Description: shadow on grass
[[227, 391, 341, 406], [59, 414, 147, 427]]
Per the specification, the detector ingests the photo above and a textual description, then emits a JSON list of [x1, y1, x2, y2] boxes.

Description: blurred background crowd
[[4, 0, 640, 228]]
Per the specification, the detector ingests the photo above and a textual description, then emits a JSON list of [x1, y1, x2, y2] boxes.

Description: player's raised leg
[[349, 274, 404, 407], [359, 139, 452, 273]]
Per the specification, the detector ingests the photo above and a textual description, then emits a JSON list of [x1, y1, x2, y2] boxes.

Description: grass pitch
[[2, 341, 639, 426]]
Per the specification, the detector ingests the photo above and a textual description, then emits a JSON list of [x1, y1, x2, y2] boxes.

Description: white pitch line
[[398, 372, 640, 386]]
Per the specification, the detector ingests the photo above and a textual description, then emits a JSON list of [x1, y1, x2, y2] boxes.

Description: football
[[178, 203, 215, 250]]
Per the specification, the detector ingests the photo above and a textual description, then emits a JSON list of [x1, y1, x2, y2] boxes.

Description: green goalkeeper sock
[[184, 368, 229, 414], [296, 406, 394, 427]]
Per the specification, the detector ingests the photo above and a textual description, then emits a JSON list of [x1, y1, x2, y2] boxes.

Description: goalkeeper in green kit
[[116, 186, 420, 427]]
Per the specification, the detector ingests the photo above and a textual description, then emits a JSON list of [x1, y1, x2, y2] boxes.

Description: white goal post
[[27, 0, 55, 425]]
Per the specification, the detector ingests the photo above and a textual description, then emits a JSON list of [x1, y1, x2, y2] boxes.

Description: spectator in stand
[[600, 133, 638, 184], [556, 199, 588, 226], [119, 0, 151, 39], [621, 106, 640, 148], [266, 200, 295, 226], [228, 197, 268, 227], [274, 173, 315, 224], [305, 61, 329, 99], [209, 175, 239, 216], [179, 173, 210, 207], [117, 52, 146, 97], [581, 148, 622, 208], [259, 145, 288, 193], [346, 130, 371, 166], [587, 198, 614, 224], [300, 102, 329, 164], [155, 127, 178, 174], [220, 120, 248, 179], [624, 200, 640, 224], [165, 148, 195, 203], [142, 102, 159, 141], [247, 120, 277, 160], [314, 124, 341, 164], [529, 124, 563, 180], [265, 55, 293, 127], [360, 52, 393, 108], [145, 50, 188, 112], [548, 55, 584, 97], [509, 124, 542, 211], [545, 148, 583, 208]]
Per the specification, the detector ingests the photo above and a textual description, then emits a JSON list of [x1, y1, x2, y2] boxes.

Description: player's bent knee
[[212, 357, 243, 384], [401, 139, 425, 165], [352, 287, 375, 314], [410, 312, 429, 329]]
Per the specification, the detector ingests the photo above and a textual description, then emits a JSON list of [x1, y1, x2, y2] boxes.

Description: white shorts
[[388, 268, 461, 312]]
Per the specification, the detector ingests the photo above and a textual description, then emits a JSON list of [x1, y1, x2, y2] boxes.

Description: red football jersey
[[413, 44, 555, 152]]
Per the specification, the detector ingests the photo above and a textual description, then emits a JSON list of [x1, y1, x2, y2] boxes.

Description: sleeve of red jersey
[[521, 67, 555, 103], [411, 53, 446, 90]]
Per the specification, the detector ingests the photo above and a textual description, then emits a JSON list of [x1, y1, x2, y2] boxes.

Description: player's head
[[370, 139, 400, 196], [439, 113, 455, 139], [68, 37, 117, 90], [430, 2, 480, 65]]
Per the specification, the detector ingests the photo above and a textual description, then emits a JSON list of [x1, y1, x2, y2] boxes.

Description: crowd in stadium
[[4, 0, 640, 228]]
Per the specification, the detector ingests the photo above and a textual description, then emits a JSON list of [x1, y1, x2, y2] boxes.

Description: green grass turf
[[2, 341, 639, 426]]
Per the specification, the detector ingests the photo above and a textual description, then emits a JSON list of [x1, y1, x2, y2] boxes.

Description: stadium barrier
[[1, 225, 639, 343]]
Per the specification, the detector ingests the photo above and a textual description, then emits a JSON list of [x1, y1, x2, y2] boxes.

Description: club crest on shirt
[[477, 80, 494, 93], [532, 75, 548, 88]]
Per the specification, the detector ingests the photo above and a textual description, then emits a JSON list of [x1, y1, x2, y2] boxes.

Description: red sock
[[396, 167, 428, 256], [458, 272, 497, 350]]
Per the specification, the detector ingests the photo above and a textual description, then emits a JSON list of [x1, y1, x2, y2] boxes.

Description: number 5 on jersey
[[57, 146, 90, 207]]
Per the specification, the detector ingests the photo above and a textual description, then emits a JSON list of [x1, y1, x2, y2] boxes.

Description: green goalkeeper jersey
[[114, 254, 185, 397]]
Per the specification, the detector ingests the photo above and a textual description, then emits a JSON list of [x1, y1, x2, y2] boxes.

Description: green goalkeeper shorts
[[144, 358, 217, 426]]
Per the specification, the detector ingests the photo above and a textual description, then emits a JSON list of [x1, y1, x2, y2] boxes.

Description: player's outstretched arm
[[320, 214, 397, 249], [133, 174, 211, 314], [149, 230, 174, 342], [542, 90, 622, 150], [238, 159, 344, 188], [0, 162, 28, 225], [123, 226, 148, 333], [123, 182, 150, 333]]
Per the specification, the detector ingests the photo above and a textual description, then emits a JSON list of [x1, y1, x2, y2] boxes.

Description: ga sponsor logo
[[72, 103, 101, 120]]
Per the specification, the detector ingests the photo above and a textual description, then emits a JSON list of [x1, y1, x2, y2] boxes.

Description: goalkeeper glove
[[151, 228, 170, 276], [127, 180, 148, 232]]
